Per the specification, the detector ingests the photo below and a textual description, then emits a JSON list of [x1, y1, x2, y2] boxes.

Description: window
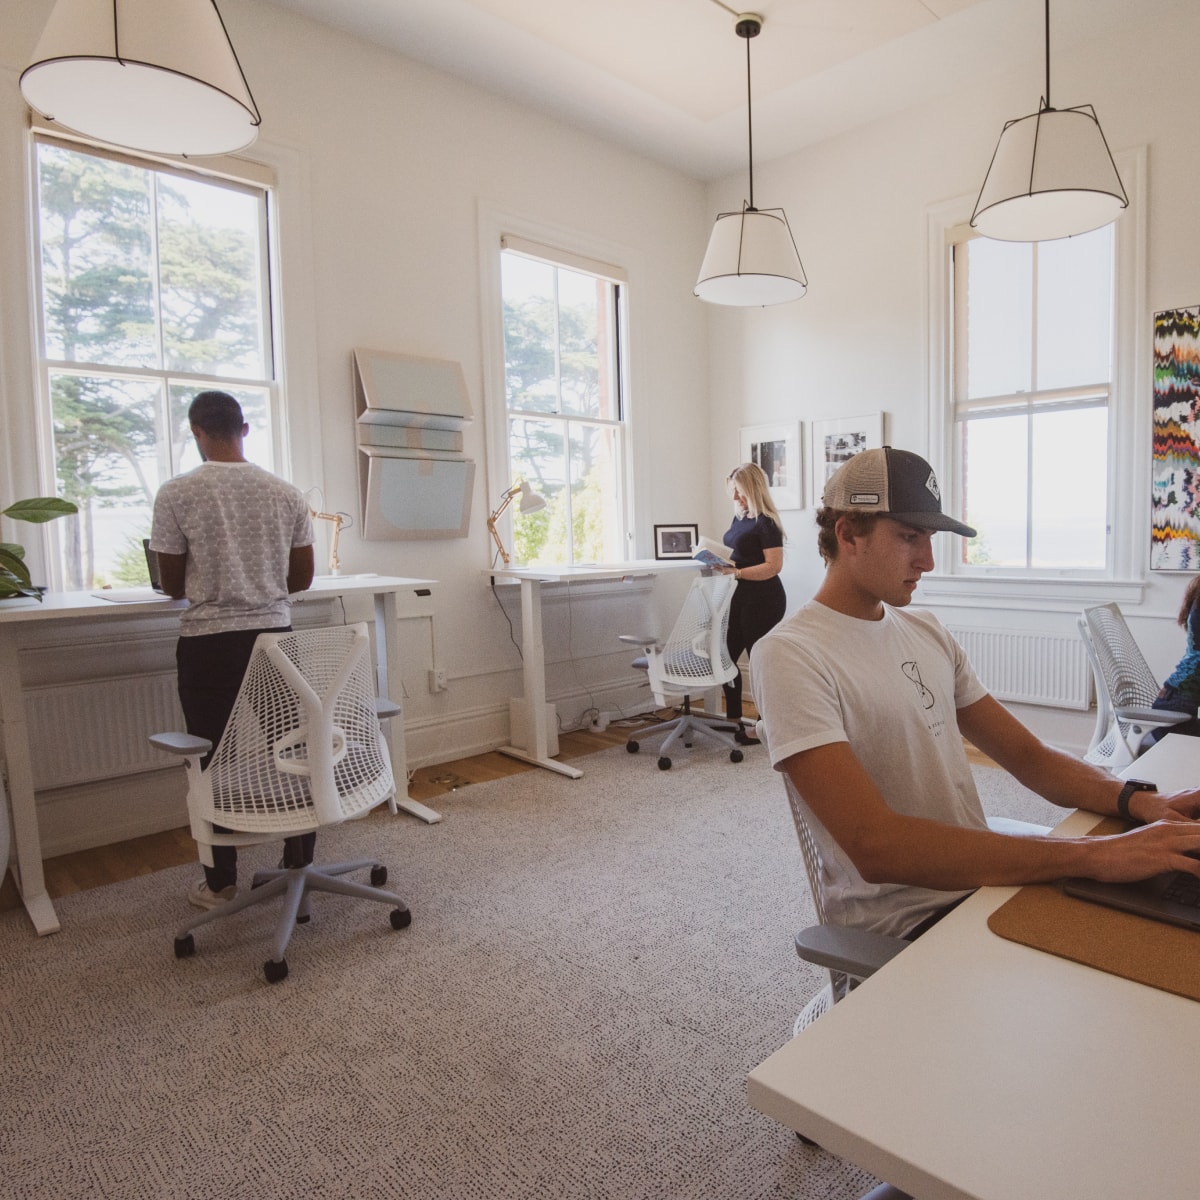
[[31, 135, 277, 589], [498, 240, 628, 566], [950, 225, 1114, 572]]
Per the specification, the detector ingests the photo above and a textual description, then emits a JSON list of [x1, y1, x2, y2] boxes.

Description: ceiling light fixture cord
[[1043, 0, 1051, 108], [742, 21, 755, 209]]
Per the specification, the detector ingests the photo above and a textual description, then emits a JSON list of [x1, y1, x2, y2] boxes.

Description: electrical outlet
[[428, 668, 448, 693]]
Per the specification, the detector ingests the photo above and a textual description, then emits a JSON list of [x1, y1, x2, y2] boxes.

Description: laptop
[[142, 539, 166, 593], [1065, 860, 1200, 933]]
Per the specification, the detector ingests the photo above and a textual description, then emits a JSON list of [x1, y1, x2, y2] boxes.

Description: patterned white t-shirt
[[150, 461, 313, 636]]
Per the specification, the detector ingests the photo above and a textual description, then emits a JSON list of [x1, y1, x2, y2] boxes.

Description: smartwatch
[[1116, 778, 1156, 824]]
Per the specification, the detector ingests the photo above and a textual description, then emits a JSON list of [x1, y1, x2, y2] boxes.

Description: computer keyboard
[[1162, 873, 1200, 908]]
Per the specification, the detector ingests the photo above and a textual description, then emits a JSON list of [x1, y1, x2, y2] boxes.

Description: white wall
[[701, 0, 1200, 753], [0, 1, 713, 850]]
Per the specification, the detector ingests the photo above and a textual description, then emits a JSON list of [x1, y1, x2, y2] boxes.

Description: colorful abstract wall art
[[1152, 307, 1200, 570]]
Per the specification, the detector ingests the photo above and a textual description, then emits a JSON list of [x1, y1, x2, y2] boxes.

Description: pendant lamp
[[20, 0, 261, 158], [970, 0, 1126, 242], [694, 13, 807, 307]]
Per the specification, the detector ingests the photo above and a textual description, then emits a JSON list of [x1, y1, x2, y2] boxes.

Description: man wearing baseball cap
[[752, 446, 1200, 941]]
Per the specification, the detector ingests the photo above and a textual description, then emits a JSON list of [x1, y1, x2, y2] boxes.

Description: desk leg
[[372, 590, 442, 823], [0, 629, 60, 935], [497, 577, 582, 780]]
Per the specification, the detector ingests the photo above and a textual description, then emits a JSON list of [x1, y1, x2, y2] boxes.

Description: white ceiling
[[258, 0, 1153, 180]]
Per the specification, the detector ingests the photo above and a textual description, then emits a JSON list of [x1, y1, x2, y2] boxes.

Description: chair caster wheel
[[626, 740, 639, 753], [390, 908, 412, 930], [730, 749, 744, 763], [174, 934, 195, 959], [657, 757, 671, 770], [264, 958, 288, 984], [371, 864, 387, 886]]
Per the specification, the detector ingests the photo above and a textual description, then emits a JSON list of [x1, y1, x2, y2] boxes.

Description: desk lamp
[[487, 481, 546, 566], [310, 508, 347, 576]]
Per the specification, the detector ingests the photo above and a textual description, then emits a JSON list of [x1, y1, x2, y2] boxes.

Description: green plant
[[0, 497, 78, 599]]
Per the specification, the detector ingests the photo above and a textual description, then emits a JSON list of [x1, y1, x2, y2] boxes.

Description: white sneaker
[[188, 879, 237, 910]]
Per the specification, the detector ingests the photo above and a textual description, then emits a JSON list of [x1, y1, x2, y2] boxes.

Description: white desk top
[[0, 574, 436, 625], [747, 786, 1200, 1200], [485, 559, 697, 584]]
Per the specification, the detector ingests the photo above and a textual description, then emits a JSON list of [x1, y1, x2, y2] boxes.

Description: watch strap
[[1117, 778, 1157, 823]]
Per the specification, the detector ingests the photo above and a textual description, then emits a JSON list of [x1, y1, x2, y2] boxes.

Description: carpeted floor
[[0, 747, 1058, 1200]]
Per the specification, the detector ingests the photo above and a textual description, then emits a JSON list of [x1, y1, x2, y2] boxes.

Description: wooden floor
[[0, 711, 673, 914], [1, 706, 996, 917]]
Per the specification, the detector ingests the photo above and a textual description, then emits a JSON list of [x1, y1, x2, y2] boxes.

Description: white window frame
[[922, 146, 1148, 612], [21, 124, 322, 590], [477, 205, 636, 566]]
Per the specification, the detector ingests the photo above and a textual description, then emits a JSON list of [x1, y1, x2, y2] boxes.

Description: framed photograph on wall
[[810, 413, 885, 506], [654, 523, 699, 560], [739, 422, 803, 510]]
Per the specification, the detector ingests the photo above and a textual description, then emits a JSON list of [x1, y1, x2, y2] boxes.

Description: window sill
[[914, 573, 1146, 613]]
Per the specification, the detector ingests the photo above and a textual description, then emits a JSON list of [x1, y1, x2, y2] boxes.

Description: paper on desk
[[91, 588, 172, 603]]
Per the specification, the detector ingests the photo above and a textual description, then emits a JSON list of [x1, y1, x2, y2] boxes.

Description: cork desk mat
[[987, 817, 1200, 1003]]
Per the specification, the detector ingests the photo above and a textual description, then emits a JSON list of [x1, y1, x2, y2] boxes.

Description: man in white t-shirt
[[151, 392, 314, 910], [752, 447, 1200, 940]]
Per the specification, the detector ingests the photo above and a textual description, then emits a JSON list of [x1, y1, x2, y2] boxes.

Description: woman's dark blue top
[[1166, 600, 1200, 700], [723, 513, 783, 568]]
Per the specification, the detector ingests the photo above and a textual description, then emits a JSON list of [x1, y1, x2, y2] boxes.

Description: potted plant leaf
[[0, 497, 78, 600]]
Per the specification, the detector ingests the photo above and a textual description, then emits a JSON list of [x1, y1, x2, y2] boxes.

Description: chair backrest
[[1081, 602, 1160, 710], [645, 572, 738, 697], [200, 622, 394, 834], [782, 773, 830, 927]]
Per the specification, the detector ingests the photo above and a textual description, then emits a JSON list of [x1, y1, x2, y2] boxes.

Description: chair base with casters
[[624, 692, 744, 771], [171, 852, 411, 985]]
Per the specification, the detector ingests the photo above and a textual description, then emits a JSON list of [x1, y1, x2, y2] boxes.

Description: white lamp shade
[[20, 0, 260, 157], [517, 482, 546, 514], [694, 208, 808, 307], [971, 105, 1127, 242]]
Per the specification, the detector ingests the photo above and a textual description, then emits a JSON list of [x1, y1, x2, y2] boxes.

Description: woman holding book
[[719, 463, 786, 744]]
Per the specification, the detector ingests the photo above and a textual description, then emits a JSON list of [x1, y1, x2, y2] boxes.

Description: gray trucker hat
[[822, 446, 976, 537]]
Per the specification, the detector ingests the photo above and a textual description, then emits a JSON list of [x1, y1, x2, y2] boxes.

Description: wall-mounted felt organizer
[[353, 348, 475, 540]]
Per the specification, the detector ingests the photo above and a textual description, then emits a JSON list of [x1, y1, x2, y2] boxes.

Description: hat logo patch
[[849, 491, 881, 506], [924, 471, 940, 502]]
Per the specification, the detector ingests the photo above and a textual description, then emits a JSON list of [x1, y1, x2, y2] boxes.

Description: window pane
[[962, 414, 1029, 566], [168, 383, 272, 474], [1036, 226, 1113, 390], [509, 417, 565, 565], [158, 175, 269, 377], [569, 423, 623, 561], [555, 268, 602, 418], [502, 255, 559, 414], [50, 372, 166, 589], [37, 143, 156, 368], [1030, 407, 1108, 567], [966, 239, 1032, 398]]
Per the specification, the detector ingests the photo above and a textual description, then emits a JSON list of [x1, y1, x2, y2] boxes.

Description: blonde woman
[[719, 463, 786, 744]]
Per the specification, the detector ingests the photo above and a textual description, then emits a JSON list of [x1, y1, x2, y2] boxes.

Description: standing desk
[[0, 574, 436, 936], [486, 561, 694, 778], [747, 734, 1200, 1200]]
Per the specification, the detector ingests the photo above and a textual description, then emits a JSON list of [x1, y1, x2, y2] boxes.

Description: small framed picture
[[810, 412, 885, 506], [654, 523, 699, 560], [739, 422, 803, 510]]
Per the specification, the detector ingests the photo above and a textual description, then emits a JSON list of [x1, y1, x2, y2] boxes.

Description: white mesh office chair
[[620, 572, 745, 770], [150, 622, 411, 983], [1078, 602, 1189, 771]]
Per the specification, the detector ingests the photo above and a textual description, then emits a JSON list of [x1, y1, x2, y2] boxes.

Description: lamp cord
[[744, 27, 755, 210], [1043, 0, 1052, 109]]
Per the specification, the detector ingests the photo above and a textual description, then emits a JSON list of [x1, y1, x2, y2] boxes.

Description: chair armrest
[[375, 697, 401, 720], [1114, 706, 1191, 726], [794, 924, 908, 979], [618, 633, 661, 648], [149, 731, 212, 757]]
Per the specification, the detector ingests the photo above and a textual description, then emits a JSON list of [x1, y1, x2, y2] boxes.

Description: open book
[[693, 535, 733, 568]]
